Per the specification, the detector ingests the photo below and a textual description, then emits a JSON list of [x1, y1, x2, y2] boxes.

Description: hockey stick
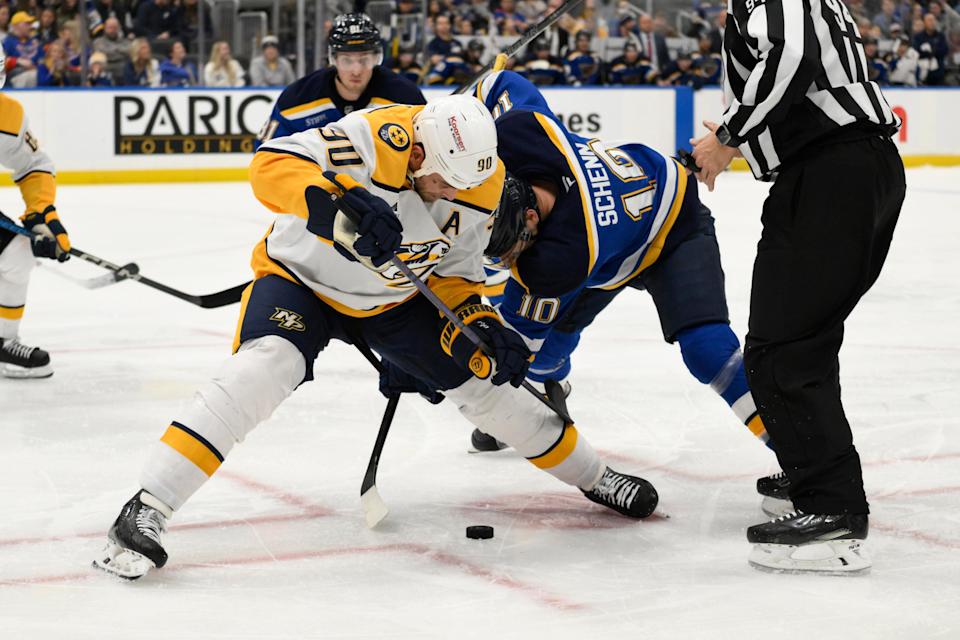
[[37, 259, 140, 289], [453, 0, 585, 95], [321, 172, 574, 425], [0, 216, 249, 309], [348, 338, 399, 529]]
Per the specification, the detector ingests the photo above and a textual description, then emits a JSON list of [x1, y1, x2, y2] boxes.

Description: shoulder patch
[[378, 123, 410, 151], [0, 94, 26, 137]]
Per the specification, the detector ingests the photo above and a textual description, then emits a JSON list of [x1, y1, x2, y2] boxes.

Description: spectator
[[37, 40, 80, 86], [863, 37, 890, 84], [454, 15, 475, 36], [516, 0, 545, 22], [564, 30, 602, 85], [387, 45, 424, 85], [913, 12, 948, 84], [3, 12, 41, 88], [494, 0, 527, 35], [180, 0, 213, 43], [707, 8, 726, 54], [396, 0, 419, 16], [692, 35, 722, 85], [659, 51, 702, 88], [539, 0, 583, 56], [87, 50, 114, 86], [134, 0, 182, 41], [95, 0, 129, 29], [522, 38, 567, 85], [58, 0, 80, 28], [889, 34, 920, 85], [203, 40, 245, 86], [0, 5, 10, 41], [425, 39, 483, 85], [461, 0, 492, 33], [159, 39, 197, 86], [94, 17, 129, 80], [122, 37, 160, 86], [59, 22, 83, 64], [426, 14, 462, 65], [37, 7, 58, 46], [637, 13, 670, 72], [616, 15, 641, 47], [873, 0, 900, 37], [608, 41, 657, 85], [249, 35, 295, 87]]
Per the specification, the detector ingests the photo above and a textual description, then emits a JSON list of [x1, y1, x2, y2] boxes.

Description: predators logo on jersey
[[269, 308, 306, 331], [379, 238, 452, 288], [378, 123, 410, 151]]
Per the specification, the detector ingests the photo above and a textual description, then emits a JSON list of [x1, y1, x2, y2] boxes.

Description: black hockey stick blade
[[361, 394, 400, 528]]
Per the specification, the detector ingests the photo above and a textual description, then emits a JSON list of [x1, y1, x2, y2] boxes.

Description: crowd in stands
[[0, 0, 294, 87], [394, 0, 960, 86], [1, 0, 958, 88]]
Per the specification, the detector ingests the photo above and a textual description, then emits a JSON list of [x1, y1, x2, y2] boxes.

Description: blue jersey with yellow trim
[[254, 66, 425, 150], [477, 71, 687, 350]]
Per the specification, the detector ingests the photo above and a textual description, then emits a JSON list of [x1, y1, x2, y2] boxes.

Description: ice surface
[[1, 169, 958, 639]]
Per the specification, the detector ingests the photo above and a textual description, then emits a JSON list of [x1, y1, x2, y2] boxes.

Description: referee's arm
[[721, 0, 819, 146]]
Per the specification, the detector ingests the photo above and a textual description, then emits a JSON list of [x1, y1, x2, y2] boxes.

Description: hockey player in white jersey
[[0, 53, 71, 378], [94, 95, 659, 580]]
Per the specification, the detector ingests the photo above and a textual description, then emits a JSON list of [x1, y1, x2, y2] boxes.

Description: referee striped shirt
[[721, 0, 900, 181]]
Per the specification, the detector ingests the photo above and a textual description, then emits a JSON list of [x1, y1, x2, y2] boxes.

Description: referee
[[690, 0, 905, 574]]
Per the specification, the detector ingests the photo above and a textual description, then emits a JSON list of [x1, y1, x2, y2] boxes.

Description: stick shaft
[[0, 215, 248, 309], [453, 0, 586, 95]]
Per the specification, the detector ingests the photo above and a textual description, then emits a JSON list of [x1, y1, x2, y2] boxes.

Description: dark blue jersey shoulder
[[496, 109, 589, 297], [256, 67, 425, 148]]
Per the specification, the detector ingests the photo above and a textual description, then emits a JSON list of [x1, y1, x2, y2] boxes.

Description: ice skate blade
[[760, 496, 794, 518], [92, 539, 156, 580], [748, 539, 871, 575], [1, 363, 53, 379], [361, 486, 389, 529]]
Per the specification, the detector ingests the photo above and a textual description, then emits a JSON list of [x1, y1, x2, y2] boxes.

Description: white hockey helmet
[[412, 95, 498, 191]]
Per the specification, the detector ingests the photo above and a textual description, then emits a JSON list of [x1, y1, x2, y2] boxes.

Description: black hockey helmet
[[329, 13, 382, 56], [485, 173, 540, 265]]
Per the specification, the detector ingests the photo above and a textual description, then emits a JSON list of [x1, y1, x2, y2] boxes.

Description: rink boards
[[3, 85, 959, 183]]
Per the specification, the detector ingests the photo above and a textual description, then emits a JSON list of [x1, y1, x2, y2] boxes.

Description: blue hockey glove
[[22, 206, 70, 262], [440, 300, 533, 387], [378, 359, 445, 404]]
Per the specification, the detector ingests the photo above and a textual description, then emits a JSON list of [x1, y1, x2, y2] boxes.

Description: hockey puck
[[466, 525, 494, 540]]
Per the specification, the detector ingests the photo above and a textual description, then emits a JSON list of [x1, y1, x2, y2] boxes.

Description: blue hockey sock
[[528, 330, 580, 384], [676, 323, 774, 450]]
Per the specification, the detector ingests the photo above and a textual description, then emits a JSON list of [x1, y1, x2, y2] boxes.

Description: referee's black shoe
[[747, 511, 870, 574], [757, 471, 793, 517]]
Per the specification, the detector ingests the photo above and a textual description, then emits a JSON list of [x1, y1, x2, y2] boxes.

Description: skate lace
[[136, 506, 166, 545], [772, 509, 804, 523], [2, 339, 35, 360], [592, 471, 640, 509]]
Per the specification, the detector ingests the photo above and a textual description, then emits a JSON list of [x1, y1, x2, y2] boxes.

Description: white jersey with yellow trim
[[250, 103, 504, 316], [0, 93, 57, 215]]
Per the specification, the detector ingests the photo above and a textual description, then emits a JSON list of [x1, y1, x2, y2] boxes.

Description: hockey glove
[[440, 299, 533, 387], [378, 358, 445, 404], [22, 206, 70, 262]]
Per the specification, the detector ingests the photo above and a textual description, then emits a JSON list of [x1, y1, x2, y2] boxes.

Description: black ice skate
[[583, 467, 659, 519], [757, 471, 793, 517], [93, 490, 173, 580], [469, 380, 572, 453], [747, 511, 870, 574], [0, 337, 53, 378]]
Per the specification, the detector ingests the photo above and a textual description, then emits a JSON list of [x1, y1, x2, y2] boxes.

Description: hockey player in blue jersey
[[254, 13, 425, 149], [462, 73, 785, 510]]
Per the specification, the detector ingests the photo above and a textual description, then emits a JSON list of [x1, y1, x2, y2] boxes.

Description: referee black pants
[[743, 133, 905, 515]]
